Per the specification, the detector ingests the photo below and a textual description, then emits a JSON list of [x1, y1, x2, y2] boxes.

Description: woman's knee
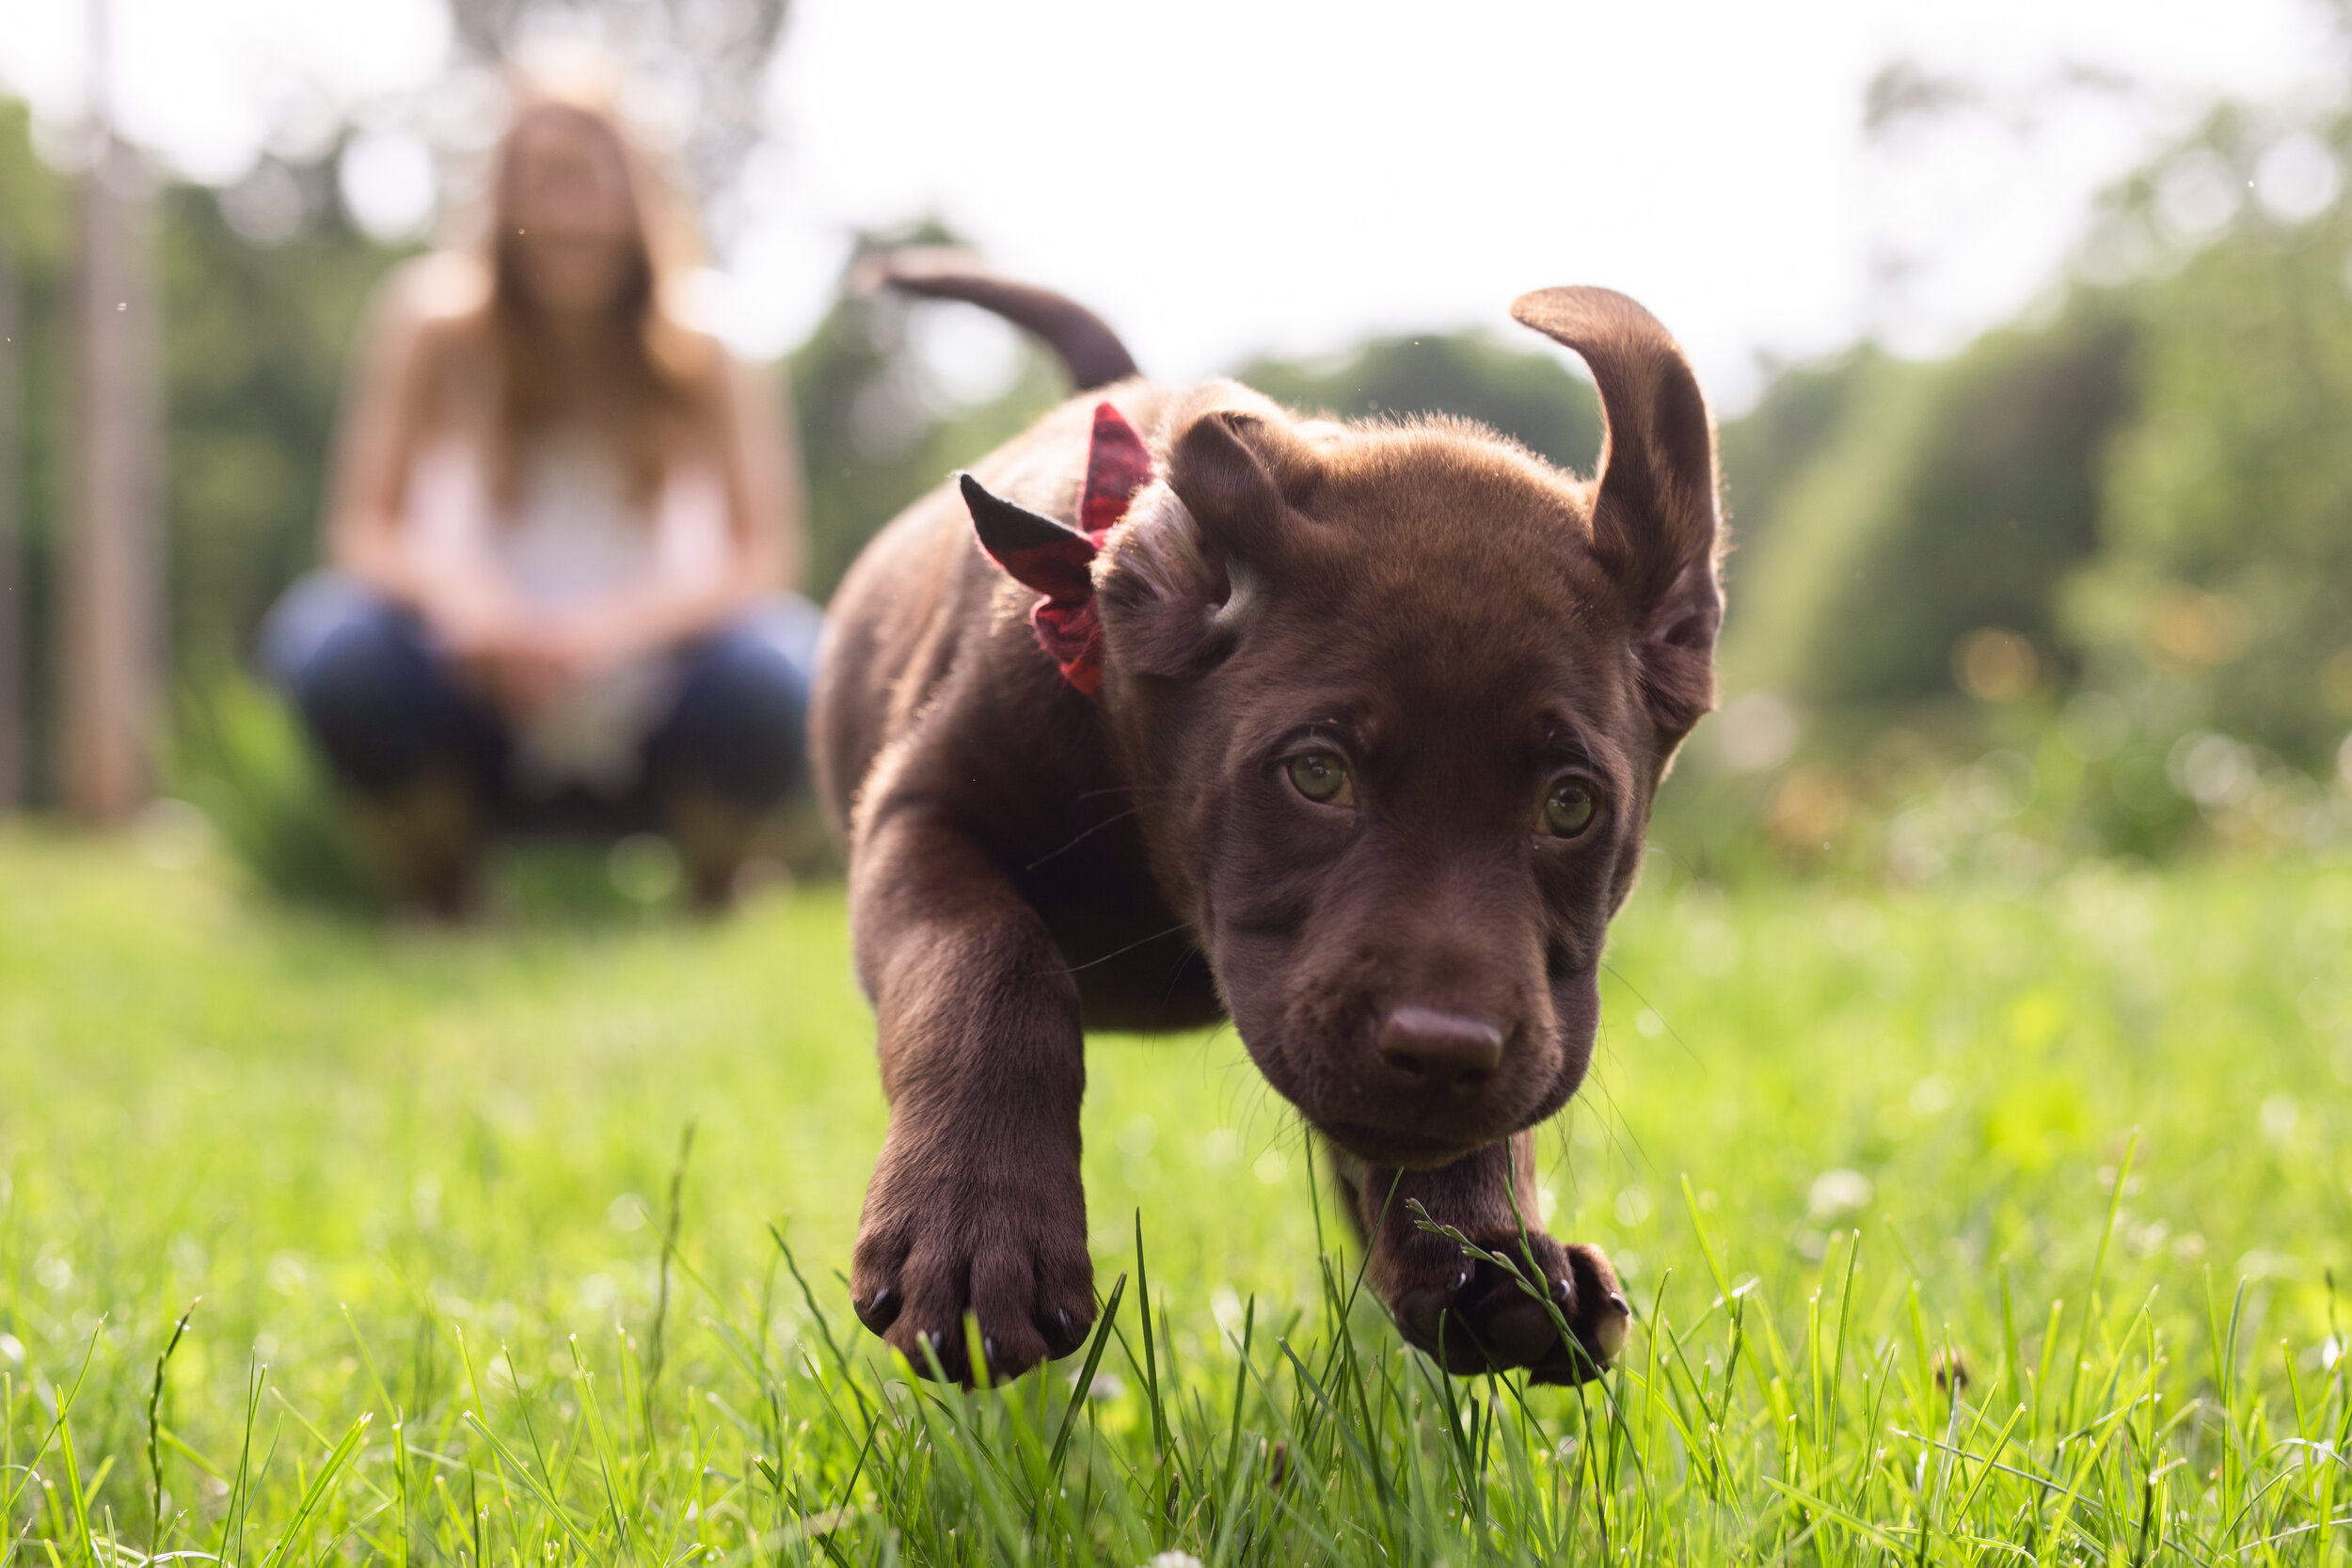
[[659, 598, 823, 805], [261, 576, 479, 795]]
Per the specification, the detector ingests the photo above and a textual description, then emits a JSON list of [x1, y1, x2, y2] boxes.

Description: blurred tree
[[1722, 309, 2133, 719], [787, 230, 1068, 598], [67, 127, 165, 824], [158, 182, 405, 670], [0, 105, 405, 805], [1693, 103, 2352, 863], [58, 0, 167, 825], [1239, 330, 1601, 476], [1715, 348, 1883, 564], [2071, 111, 2352, 774], [0, 103, 72, 810], [444, 0, 789, 205], [0, 223, 21, 809]]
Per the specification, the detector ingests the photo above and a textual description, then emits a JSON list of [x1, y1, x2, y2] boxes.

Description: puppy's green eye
[[1540, 779, 1598, 838], [1286, 751, 1354, 807]]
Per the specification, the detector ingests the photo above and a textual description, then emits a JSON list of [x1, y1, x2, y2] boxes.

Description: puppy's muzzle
[[1305, 1003, 1545, 1167], [1375, 1005, 1504, 1095]]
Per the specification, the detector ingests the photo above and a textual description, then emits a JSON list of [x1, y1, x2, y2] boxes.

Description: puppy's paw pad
[[1379, 1227, 1629, 1383], [852, 1210, 1095, 1385]]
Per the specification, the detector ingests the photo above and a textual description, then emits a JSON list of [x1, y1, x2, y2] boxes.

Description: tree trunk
[[64, 131, 163, 824]]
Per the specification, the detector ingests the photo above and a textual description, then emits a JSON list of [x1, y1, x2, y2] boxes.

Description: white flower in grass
[[1807, 1169, 1873, 1222], [1144, 1554, 1205, 1568], [1071, 1369, 1124, 1402]]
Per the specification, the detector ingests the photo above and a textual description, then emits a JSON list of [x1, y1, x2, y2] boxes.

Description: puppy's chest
[[1013, 812, 1221, 1034]]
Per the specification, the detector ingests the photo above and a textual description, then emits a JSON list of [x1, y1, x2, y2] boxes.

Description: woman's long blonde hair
[[478, 80, 717, 508]]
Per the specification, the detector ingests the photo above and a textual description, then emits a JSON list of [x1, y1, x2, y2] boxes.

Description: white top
[[404, 429, 731, 795]]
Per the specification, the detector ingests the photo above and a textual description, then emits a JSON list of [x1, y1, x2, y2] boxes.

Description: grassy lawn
[[2, 828, 2347, 1564]]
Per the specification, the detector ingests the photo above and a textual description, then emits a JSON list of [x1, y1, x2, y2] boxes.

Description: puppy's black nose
[[1376, 1006, 1505, 1092]]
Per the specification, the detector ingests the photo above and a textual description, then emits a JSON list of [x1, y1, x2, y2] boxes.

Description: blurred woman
[[263, 79, 818, 911]]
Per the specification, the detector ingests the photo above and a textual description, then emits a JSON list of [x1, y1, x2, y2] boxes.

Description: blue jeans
[[259, 573, 823, 832]]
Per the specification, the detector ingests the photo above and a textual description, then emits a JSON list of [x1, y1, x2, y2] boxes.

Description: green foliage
[[0, 103, 82, 795], [2072, 115, 2352, 776], [1717, 351, 1935, 705], [0, 116, 414, 804], [2, 838, 2347, 1562], [1695, 112, 2352, 867], [0, 106, 71, 271], [1724, 313, 2131, 715], [1240, 329, 1601, 475], [157, 182, 404, 667], [1716, 351, 1881, 563], [787, 230, 1071, 599], [171, 672, 387, 914]]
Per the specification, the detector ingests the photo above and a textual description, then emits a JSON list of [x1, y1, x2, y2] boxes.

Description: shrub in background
[[173, 673, 387, 915]]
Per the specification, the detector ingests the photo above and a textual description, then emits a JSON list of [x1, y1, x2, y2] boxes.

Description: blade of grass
[[256, 1413, 372, 1568]]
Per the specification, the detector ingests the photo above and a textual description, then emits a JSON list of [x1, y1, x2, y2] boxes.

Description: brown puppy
[[812, 265, 1723, 1386]]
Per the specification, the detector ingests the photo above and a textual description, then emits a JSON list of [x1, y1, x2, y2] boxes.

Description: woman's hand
[[532, 604, 649, 683], [452, 606, 644, 721], [432, 605, 574, 721]]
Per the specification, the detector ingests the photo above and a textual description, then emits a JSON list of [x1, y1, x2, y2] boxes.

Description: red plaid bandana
[[962, 402, 1153, 697]]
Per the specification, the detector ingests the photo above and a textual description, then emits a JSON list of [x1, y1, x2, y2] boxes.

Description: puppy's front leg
[[846, 804, 1094, 1384], [1338, 1132, 1631, 1385]]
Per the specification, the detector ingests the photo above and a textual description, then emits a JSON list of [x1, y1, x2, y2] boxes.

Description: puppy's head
[[1095, 287, 1723, 1169]]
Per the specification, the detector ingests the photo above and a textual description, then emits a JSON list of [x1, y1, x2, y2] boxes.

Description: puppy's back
[[809, 381, 1175, 840]]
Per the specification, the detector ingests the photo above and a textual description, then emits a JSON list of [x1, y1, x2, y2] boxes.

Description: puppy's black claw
[[854, 1286, 898, 1333], [1042, 1307, 1089, 1360]]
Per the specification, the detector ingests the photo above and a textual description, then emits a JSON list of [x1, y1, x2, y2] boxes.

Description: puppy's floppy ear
[[1097, 401, 1318, 681], [1513, 286, 1724, 737], [1165, 409, 1293, 555], [961, 473, 1095, 602]]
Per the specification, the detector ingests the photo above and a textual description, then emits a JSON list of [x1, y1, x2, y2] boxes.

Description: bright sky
[[2, 0, 2344, 409]]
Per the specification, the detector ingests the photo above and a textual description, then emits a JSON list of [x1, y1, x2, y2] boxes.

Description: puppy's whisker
[[1154, 950, 1200, 1011], [1576, 1054, 1653, 1180], [1599, 958, 1701, 1066], [1070, 783, 1169, 803], [1050, 920, 1194, 975], [1024, 804, 1149, 872]]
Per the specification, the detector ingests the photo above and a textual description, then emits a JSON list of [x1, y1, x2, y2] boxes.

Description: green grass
[[2, 828, 2348, 1565]]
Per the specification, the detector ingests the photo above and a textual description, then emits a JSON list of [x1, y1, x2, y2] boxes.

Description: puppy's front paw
[[1379, 1218, 1629, 1386], [850, 1128, 1096, 1385]]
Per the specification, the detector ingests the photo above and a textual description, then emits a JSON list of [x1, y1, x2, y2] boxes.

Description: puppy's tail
[[856, 246, 1140, 392]]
